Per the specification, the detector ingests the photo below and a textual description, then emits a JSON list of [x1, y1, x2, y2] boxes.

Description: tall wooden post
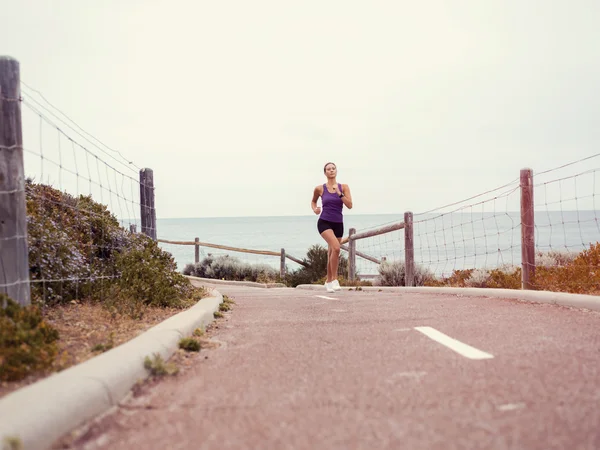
[[195, 237, 200, 264], [139, 168, 156, 240], [348, 228, 356, 281], [0, 57, 30, 307], [520, 168, 535, 289], [280, 248, 286, 279], [404, 211, 414, 287]]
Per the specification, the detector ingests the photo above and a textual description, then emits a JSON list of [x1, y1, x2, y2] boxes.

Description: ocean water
[[156, 211, 599, 277]]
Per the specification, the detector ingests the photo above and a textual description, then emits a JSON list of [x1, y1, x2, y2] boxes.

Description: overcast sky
[[3, 0, 600, 218]]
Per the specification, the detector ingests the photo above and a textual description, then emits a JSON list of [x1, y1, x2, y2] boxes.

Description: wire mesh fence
[[345, 156, 599, 292], [0, 58, 156, 306]]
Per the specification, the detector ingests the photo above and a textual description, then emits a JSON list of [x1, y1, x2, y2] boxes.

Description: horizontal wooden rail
[[158, 238, 309, 268], [340, 221, 405, 244], [285, 254, 309, 268], [340, 244, 381, 264], [158, 239, 280, 256]]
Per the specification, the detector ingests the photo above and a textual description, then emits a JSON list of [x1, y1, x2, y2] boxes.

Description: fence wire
[[0, 84, 145, 305]]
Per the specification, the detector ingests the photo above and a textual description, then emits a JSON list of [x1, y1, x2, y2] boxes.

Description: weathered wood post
[[139, 168, 156, 240], [0, 57, 30, 306], [129, 224, 136, 233], [520, 168, 535, 289], [195, 237, 200, 264], [348, 228, 356, 281], [280, 248, 286, 279], [404, 211, 414, 287]]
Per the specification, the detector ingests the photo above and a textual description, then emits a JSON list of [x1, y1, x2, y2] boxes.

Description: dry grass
[[424, 243, 600, 295], [0, 302, 188, 400]]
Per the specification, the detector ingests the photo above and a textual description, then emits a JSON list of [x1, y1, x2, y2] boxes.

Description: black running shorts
[[317, 218, 344, 238]]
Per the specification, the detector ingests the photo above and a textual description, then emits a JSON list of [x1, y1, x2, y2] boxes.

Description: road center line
[[414, 326, 494, 360], [315, 295, 336, 300]]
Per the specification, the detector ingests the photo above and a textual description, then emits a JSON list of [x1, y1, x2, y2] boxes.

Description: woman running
[[310, 162, 353, 292]]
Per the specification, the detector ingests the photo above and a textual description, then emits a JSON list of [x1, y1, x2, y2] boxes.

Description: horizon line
[[152, 210, 600, 221]]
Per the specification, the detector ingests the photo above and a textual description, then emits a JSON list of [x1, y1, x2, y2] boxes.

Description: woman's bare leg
[[320, 229, 340, 283]]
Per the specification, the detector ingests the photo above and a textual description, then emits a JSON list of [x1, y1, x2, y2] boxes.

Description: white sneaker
[[331, 279, 341, 291], [325, 282, 334, 293]]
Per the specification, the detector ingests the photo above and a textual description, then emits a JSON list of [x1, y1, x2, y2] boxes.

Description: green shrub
[[25, 179, 203, 317], [178, 337, 201, 352], [0, 294, 60, 382], [112, 234, 195, 308], [143, 353, 178, 376], [184, 254, 279, 283], [285, 244, 349, 287], [376, 260, 434, 286], [26, 180, 123, 305], [219, 301, 231, 312]]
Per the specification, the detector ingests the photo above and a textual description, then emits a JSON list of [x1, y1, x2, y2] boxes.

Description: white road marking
[[394, 328, 412, 332], [414, 326, 494, 360], [497, 402, 525, 411], [315, 295, 336, 300]]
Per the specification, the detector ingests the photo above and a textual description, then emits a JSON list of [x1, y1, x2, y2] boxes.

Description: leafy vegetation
[[178, 337, 201, 352], [375, 260, 435, 287], [143, 353, 179, 377], [422, 244, 600, 294], [181, 239, 599, 295], [183, 254, 279, 283], [184, 244, 358, 287], [0, 180, 207, 383], [25, 179, 202, 313], [0, 295, 59, 382]]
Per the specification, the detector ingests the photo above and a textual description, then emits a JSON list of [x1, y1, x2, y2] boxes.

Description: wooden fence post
[[520, 168, 535, 289], [195, 237, 200, 264], [129, 224, 136, 233], [348, 228, 356, 281], [0, 56, 30, 307], [404, 211, 414, 287], [280, 248, 286, 279], [139, 168, 157, 240]]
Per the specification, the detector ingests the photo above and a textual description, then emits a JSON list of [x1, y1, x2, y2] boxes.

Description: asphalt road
[[57, 284, 600, 450]]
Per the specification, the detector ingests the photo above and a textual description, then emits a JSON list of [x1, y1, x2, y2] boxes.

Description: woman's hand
[[313, 206, 321, 215]]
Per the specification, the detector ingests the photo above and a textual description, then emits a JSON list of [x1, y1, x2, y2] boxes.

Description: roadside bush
[[422, 244, 600, 295], [26, 180, 124, 305], [425, 269, 473, 287], [284, 244, 349, 287], [486, 266, 522, 289], [25, 179, 203, 316], [536, 249, 576, 267], [0, 294, 60, 382], [533, 242, 600, 294], [183, 254, 279, 283], [375, 260, 435, 287]]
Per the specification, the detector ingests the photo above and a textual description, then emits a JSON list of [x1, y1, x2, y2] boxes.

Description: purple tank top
[[320, 183, 344, 223]]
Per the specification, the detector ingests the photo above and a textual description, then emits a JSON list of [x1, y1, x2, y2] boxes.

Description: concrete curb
[[186, 275, 286, 289], [0, 291, 224, 450], [296, 284, 600, 312]]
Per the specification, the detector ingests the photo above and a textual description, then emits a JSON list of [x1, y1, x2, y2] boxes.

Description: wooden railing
[[158, 212, 414, 283], [161, 169, 536, 289], [157, 238, 309, 279], [341, 211, 415, 286]]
